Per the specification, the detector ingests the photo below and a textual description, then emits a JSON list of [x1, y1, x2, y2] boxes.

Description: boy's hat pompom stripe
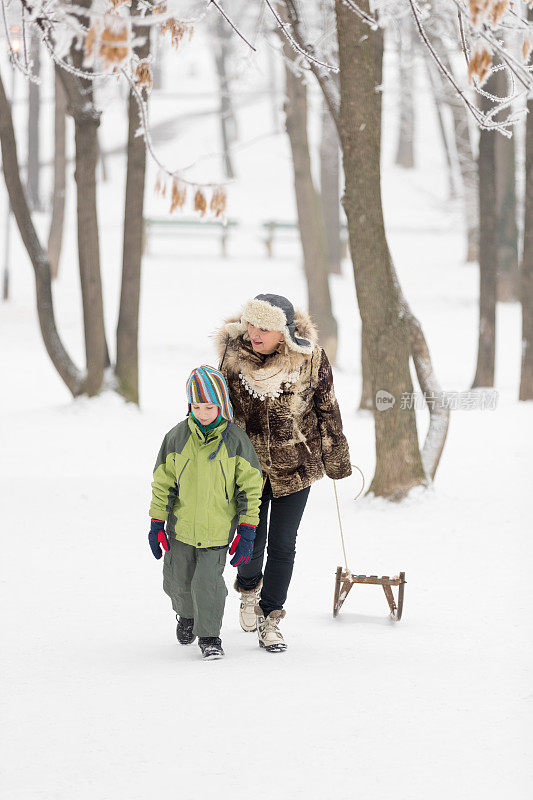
[[186, 365, 233, 421]]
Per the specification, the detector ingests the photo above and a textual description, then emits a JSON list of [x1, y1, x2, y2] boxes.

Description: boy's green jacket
[[150, 415, 262, 548]]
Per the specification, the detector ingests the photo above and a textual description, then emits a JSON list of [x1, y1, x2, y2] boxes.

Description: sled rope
[[333, 463, 365, 573]]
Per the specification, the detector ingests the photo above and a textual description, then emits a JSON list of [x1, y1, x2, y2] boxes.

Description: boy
[[148, 366, 262, 660]]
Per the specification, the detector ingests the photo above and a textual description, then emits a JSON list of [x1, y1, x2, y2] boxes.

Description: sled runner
[[332, 471, 406, 621]]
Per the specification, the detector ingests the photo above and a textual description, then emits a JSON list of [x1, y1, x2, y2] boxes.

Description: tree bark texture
[[335, 0, 426, 498], [27, 32, 42, 209], [320, 98, 342, 275], [472, 85, 497, 388], [495, 70, 519, 301], [116, 8, 150, 404], [358, 23, 385, 413], [0, 67, 83, 395], [520, 82, 533, 400], [47, 71, 67, 279]]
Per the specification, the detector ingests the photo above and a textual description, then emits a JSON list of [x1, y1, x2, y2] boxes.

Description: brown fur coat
[[215, 310, 351, 497]]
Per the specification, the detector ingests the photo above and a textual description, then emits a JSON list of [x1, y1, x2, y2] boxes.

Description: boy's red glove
[[229, 524, 256, 567], [148, 519, 170, 559]]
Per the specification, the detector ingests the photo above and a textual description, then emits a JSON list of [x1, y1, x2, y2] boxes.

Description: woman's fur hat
[[225, 294, 313, 355]]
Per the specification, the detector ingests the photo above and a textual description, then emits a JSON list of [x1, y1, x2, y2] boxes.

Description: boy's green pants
[[162, 537, 229, 638]]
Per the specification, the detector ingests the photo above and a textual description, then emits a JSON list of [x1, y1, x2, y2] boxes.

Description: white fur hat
[[237, 294, 313, 355]]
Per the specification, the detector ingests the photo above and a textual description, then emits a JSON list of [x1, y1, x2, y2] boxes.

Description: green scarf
[[191, 410, 223, 435]]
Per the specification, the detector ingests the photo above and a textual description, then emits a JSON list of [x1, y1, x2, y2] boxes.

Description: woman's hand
[[229, 523, 257, 567]]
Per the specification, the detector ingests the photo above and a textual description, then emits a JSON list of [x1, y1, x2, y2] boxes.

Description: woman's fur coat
[[215, 310, 351, 497]]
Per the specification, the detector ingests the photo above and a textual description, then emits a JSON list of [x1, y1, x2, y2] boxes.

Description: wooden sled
[[333, 567, 406, 621]]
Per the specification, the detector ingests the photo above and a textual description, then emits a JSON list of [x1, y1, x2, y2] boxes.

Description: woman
[[216, 293, 351, 652]]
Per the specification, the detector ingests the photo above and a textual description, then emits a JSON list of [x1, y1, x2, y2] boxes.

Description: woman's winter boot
[[235, 578, 262, 632], [255, 606, 287, 652]]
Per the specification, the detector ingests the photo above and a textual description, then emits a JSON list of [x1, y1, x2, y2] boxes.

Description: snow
[[1, 33, 532, 800]]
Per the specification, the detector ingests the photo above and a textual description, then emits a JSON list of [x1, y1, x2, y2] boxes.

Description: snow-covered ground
[[1, 32, 532, 800]]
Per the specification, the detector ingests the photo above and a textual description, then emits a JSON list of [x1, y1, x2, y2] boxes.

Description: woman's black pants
[[236, 478, 310, 617]]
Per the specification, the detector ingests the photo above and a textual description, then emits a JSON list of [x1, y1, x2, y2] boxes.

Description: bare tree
[[58, 65, 106, 395], [423, 49, 457, 199], [422, 11, 479, 261], [472, 79, 497, 388], [47, 71, 67, 278], [116, 4, 150, 404], [211, 12, 237, 179], [495, 70, 519, 300], [335, 0, 428, 497], [280, 0, 449, 496], [320, 98, 342, 275], [395, 14, 415, 168], [26, 31, 41, 209], [520, 13, 533, 401], [0, 68, 83, 394], [281, 42, 338, 361]]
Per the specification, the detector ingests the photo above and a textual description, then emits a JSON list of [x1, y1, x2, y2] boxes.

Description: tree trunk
[[335, 0, 426, 498], [320, 98, 342, 275], [71, 105, 106, 395], [47, 71, 67, 279], [472, 85, 497, 388], [283, 59, 338, 361], [56, 7, 106, 396], [0, 67, 83, 394], [116, 6, 149, 404], [423, 50, 457, 199], [395, 15, 415, 168], [520, 71, 533, 400], [495, 70, 519, 301], [423, 15, 479, 260], [448, 90, 478, 263], [267, 40, 280, 133], [213, 14, 236, 179], [282, 0, 448, 489], [358, 24, 385, 413], [359, 328, 374, 410], [27, 33, 42, 209]]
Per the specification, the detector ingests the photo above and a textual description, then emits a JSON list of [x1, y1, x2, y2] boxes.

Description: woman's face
[[248, 323, 284, 355], [191, 403, 219, 425]]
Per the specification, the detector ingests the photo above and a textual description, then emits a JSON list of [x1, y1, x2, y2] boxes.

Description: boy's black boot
[[198, 637, 225, 660], [176, 616, 196, 645]]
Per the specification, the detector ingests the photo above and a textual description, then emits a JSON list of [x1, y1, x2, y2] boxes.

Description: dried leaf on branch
[[85, 17, 131, 68], [210, 188, 227, 219], [134, 59, 152, 91], [468, 44, 493, 86], [170, 180, 187, 212], [194, 189, 207, 217]]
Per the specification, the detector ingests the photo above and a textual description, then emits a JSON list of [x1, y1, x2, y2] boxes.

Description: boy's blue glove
[[229, 524, 256, 567], [148, 519, 170, 559]]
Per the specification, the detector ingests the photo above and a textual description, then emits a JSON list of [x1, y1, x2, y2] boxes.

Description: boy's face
[[191, 403, 219, 425]]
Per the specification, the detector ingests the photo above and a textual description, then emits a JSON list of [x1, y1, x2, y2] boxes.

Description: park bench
[[262, 220, 298, 258], [143, 217, 239, 258], [262, 219, 349, 258]]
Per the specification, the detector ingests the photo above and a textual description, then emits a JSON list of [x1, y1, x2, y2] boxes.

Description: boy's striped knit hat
[[186, 365, 233, 421]]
